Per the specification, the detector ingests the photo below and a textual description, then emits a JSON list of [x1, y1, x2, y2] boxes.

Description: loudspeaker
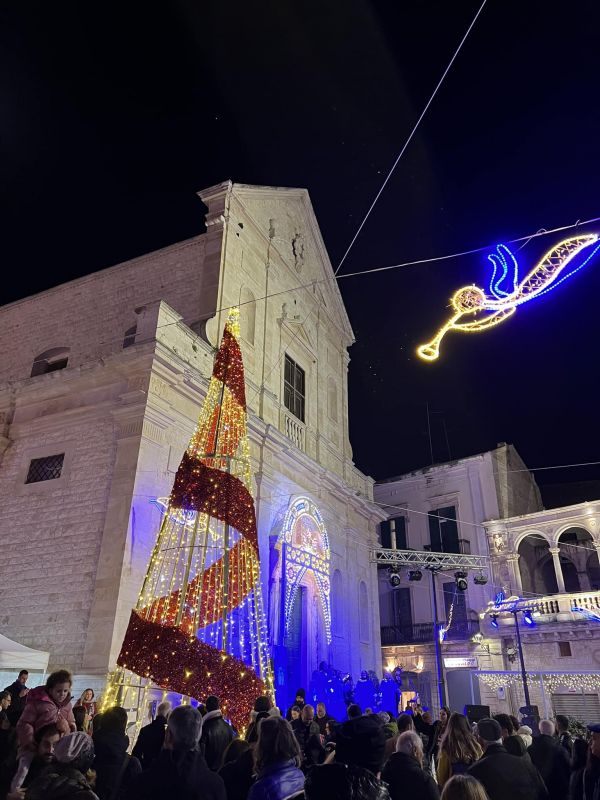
[[519, 705, 540, 719], [464, 704, 491, 723], [519, 705, 540, 735]]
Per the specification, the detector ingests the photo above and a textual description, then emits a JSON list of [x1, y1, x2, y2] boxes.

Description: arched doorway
[[270, 497, 331, 709], [558, 527, 599, 592], [518, 534, 556, 595]]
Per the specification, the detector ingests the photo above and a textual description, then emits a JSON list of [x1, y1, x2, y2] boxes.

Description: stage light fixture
[[473, 573, 488, 585], [408, 570, 423, 582], [490, 614, 499, 628], [522, 609, 534, 626], [455, 571, 468, 591], [388, 567, 402, 588]]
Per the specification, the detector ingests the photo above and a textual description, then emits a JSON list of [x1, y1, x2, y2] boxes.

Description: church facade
[[0, 181, 384, 707]]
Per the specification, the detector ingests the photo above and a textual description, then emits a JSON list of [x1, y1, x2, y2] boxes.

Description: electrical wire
[[334, 0, 490, 276], [13, 211, 599, 366]]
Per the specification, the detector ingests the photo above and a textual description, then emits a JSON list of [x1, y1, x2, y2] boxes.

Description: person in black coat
[[555, 715, 573, 757], [527, 719, 570, 800], [4, 670, 29, 727], [200, 696, 235, 771], [93, 705, 141, 799], [128, 705, 226, 800], [218, 739, 253, 800], [132, 701, 172, 770], [467, 718, 548, 800], [381, 731, 440, 800]]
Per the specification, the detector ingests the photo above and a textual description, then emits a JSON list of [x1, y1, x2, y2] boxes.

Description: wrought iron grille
[[25, 453, 65, 484]]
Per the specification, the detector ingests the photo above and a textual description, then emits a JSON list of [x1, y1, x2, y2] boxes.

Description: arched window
[[332, 569, 343, 637], [240, 287, 256, 345], [123, 325, 137, 349], [327, 377, 338, 422], [31, 347, 70, 377], [359, 580, 369, 642]]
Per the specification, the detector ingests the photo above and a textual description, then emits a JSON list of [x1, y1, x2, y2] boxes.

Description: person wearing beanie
[[335, 714, 386, 776], [286, 690, 306, 721], [516, 725, 532, 748], [467, 718, 548, 800], [24, 731, 98, 799]]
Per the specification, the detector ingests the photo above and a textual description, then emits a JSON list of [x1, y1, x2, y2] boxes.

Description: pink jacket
[[16, 685, 76, 749]]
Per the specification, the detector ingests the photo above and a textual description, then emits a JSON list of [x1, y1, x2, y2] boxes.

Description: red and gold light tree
[[104, 309, 273, 731]]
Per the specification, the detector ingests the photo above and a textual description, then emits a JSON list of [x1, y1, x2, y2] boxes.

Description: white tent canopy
[[0, 633, 49, 672]]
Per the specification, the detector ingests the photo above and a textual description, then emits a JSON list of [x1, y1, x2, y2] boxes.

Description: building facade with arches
[[481, 500, 600, 719], [0, 181, 384, 700], [375, 444, 542, 715]]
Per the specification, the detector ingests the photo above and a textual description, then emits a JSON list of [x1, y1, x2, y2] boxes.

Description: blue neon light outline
[[487, 245, 519, 299], [535, 241, 600, 299]]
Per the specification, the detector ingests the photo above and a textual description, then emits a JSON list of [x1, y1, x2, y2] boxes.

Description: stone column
[[506, 554, 523, 595], [549, 547, 566, 593]]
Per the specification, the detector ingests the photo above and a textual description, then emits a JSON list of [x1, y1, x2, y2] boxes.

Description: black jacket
[[381, 752, 440, 800], [528, 734, 570, 800], [4, 680, 27, 726], [93, 728, 141, 799], [558, 731, 573, 757], [128, 748, 227, 800], [413, 714, 441, 762], [200, 711, 235, 771], [24, 764, 97, 800], [132, 715, 168, 769], [467, 743, 549, 800], [219, 748, 255, 800]]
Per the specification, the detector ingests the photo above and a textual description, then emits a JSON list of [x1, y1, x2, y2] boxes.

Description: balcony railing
[[423, 539, 471, 554], [381, 619, 480, 646], [488, 589, 600, 627], [282, 410, 305, 451]]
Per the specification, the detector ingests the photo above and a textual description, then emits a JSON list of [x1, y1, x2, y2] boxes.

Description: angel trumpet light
[[417, 234, 600, 362]]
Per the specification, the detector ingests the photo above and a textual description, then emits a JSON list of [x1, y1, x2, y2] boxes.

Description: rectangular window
[[558, 641, 572, 657], [428, 506, 460, 553], [284, 355, 305, 422], [443, 580, 468, 635], [380, 516, 407, 549], [25, 454, 65, 484]]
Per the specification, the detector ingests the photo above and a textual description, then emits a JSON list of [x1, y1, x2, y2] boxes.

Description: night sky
[[3, 1, 600, 504]]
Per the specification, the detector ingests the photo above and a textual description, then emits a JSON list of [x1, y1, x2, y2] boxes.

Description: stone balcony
[[484, 589, 600, 628]]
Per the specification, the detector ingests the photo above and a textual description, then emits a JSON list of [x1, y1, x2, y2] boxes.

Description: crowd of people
[[0, 668, 599, 800]]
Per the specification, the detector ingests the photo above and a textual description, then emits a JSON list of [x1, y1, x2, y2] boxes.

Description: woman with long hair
[[248, 716, 304, 800], [74, 689, 98, 734], [437, 713, 482, 789], [441, 774, 490, 800]]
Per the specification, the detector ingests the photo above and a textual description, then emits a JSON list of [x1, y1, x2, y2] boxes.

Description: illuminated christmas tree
[[105, 309, 273, 731]]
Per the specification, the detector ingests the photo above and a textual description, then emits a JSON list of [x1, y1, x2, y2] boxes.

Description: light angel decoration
[[417, 234, 600, 362]]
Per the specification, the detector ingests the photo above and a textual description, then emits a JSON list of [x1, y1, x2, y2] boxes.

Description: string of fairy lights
[[102, 310, 274, 731]]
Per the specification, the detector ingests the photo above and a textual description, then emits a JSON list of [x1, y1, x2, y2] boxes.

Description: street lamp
[[485, 600, 535, 707]]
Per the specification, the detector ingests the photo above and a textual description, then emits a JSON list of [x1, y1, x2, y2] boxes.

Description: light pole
[[511, 609, 531, 706], [488, 598, 534, 708], [428, 566, 447, 708]]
